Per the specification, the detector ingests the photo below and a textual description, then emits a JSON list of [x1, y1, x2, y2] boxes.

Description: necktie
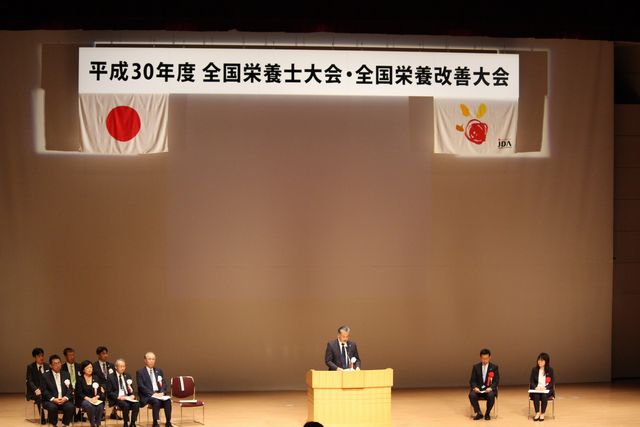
[[69, 365, 76, 388], [341, 343, 348, 369], [38, 365, 43, 374], [102, 362, 107, 378], [119, 375, 126, 395], [482, 365, 487, 384]]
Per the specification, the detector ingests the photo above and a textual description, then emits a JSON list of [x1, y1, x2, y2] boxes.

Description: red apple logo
[[456, 103, 489, 145]]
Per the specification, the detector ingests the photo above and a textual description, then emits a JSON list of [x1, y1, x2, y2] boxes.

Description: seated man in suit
[[469, 348, 500, 421], [107, 358, 140, 427], [25, 347, 49, 425], [41, 354, 75, 427], [136, 352, 172, 427], [61, 347, 83, 422], [93, 346, 119, 421], [324, 325, 361, 371]]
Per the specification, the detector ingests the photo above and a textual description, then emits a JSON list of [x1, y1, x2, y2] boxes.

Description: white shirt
[[53, 372, 62, 400], [537, 368, 546, 388], [148, 368, 159, 392], [482, 363, 488, 384], [36, 364, 44, 374], [100, 362, 108, 377]]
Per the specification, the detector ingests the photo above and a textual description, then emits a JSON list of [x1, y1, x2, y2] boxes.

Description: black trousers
[[43, 400, 75, 426], [115, 400, 140, 423], [469, 390, 496, 415], [531, 392, 549, 413], [147, 397, 171, 423]]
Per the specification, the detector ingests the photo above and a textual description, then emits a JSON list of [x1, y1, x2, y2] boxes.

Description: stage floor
[[3, 382, 638, 427]]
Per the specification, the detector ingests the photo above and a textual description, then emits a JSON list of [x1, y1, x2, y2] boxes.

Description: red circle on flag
[[106, 106, 141, 142]]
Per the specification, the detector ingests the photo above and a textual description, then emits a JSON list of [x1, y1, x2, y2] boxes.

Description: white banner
[[434, 98, 518, 156], [79, 47, 518, 99]]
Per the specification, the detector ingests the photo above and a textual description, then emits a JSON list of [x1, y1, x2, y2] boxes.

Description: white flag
[[434, 98, 518, 156], [79, 94, 168, 154]]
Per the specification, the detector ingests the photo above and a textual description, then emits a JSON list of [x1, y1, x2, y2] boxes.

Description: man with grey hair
[[107, 358, 139, 427], [325, 325, 361, 371], [136, 352, 172, 427]]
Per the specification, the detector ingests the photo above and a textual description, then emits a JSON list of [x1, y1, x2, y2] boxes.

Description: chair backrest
[[170, 376, 196, 399]]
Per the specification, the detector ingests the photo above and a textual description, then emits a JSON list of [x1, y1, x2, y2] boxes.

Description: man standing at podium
[[325, 325, 361, 371]]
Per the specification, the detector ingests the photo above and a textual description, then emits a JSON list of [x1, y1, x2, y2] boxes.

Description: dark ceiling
[[1, 3, 639, 42]]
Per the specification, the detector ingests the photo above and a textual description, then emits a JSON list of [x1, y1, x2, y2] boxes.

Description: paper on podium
[[528, 389, 550, 393]]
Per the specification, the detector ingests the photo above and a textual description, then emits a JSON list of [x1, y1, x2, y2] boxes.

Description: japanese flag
[[434, 98, 518, 156], [79, 94, 168, 154]]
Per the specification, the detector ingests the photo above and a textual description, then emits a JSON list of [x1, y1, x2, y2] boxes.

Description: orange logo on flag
[[455, 103, 489, 145]]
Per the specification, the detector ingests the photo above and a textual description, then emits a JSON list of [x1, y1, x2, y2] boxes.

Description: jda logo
[[498, 139, 512, 149]]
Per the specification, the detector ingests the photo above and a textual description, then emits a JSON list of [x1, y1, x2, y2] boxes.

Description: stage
[[4, 382, 638, 427]]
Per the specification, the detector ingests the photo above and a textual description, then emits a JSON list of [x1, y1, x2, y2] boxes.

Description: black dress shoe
[[484, 413, 491, 420], [473, 413, 483, 420]]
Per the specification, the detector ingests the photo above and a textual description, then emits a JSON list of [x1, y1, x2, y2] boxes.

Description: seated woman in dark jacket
[[528, 352, 555, 421], [75, 360, 106, 427]]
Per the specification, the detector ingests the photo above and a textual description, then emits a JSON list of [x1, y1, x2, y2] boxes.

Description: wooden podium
[[306, 369, 393, 427]]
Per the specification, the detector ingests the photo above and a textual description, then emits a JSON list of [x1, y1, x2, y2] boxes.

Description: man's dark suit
[[25, 362, 49, 423], [61, 362, 82, 382], [26, 362, 49, 401], [60, 362, 82, 407], [136, 367, 171, 425], [107, 371, 140, 425], [92, 360, 115, 386], [325, 340, 361, 371], [469, 362, 500, 415], [41, 370, 75, 426]]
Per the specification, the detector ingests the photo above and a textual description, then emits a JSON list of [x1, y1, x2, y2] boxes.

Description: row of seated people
[[467, 349, 556, 422], [26, 346, 171, 427]]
